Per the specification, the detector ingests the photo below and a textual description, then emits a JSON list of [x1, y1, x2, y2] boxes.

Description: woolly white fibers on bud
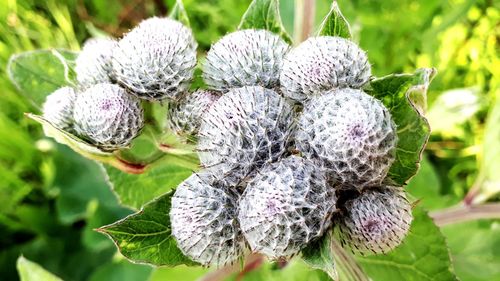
[[337, 186, 412, 255], [73, 83, 144, 150], [280, 36, 371, 102], [203, 29, 290, 92], [113, 17, 197, 101], [238, 156, 337, 259], [296, 88, 397, 189], [75, 37, 117, 88], [43, 86, 77, 131], [197, 86, 295, 186], [170, 172, 246, 267], [168, 89, 221, 138]]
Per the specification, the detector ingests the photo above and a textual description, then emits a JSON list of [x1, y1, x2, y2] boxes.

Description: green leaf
[[53, 145, 124, 224], [88, 259, 153, 281], [473, 95, 500, 203], [238, 0, 292, 44], [27, 113, 112, 158], [17, 256, 63, 281], [367, 68, 436, 185], [103, 154, 196, 210], [442, 220, 500, 281], [149, 266, 208, 281], [406, 155, 458, 210], [169, 0, 190, 27], [302, 232, 338, 280], [303, 233, 370, 281], [302, 208, 457, 281], [230, 259, 330, 281], [356, 207, 458, 281], [7, 49, 77, 108], [97, 191, 197, 267], [318, 1, 352, 39], [82, 201, 132, 251]]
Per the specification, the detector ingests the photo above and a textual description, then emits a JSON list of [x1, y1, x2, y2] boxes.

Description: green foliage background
[[0, 0, 499, 280]]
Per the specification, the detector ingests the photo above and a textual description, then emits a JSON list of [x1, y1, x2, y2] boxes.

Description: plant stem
[[430, 203, 500, 226], [294, 0, 316, 43], [331, 238, 370, 281], [199, 254, 264, 281]]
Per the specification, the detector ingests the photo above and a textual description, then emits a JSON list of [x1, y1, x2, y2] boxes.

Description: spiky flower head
[[280, 36, 371, 102], [170, 172, 246, 267], [197, 86, 295, 186], [43, 86, 77, 131], [337, 186, 412, 255], [75, 37, 117, 88], [296, 88, 397, 189], [73, 83, 144, 150], [168, 89, 221, 139], [203, 29, 290, 92], [238, 156, 337, 259], [112, 17, 197, 101]]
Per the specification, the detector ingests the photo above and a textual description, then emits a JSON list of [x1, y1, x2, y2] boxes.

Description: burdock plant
[[8, 1, 446, 280]]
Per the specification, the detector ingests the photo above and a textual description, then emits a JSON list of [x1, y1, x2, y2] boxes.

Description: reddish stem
[[110, 157, 147, 174]]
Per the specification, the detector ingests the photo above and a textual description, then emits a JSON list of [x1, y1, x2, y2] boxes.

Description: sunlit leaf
[[317, 1, 352, 39], [17, 256, 63, 281], [169, 0, 190, 27], [238, 0, 292, 44], [303, 208, 457, 281]]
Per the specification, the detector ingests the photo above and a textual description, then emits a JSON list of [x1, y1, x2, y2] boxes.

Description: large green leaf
[[7, 49, 77, 109], [238, 0, 292, 44], [317, 1, 352, 39], [367, 68, 436, 185], [103, 153, 196, 210], [97, 191, 197, 267], [357, 208, 457, 281], [17, 256, 63, 281], [442, 220, 500, 281], [53, 144, 125, 224], [406, 156, 458, 210], [302, 232, 338, 280]]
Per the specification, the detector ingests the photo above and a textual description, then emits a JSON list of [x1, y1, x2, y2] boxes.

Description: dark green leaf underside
[[98, 191, 196, 267]]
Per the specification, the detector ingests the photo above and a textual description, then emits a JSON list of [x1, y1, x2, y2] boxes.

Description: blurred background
[[0, 0, 499, 280]]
